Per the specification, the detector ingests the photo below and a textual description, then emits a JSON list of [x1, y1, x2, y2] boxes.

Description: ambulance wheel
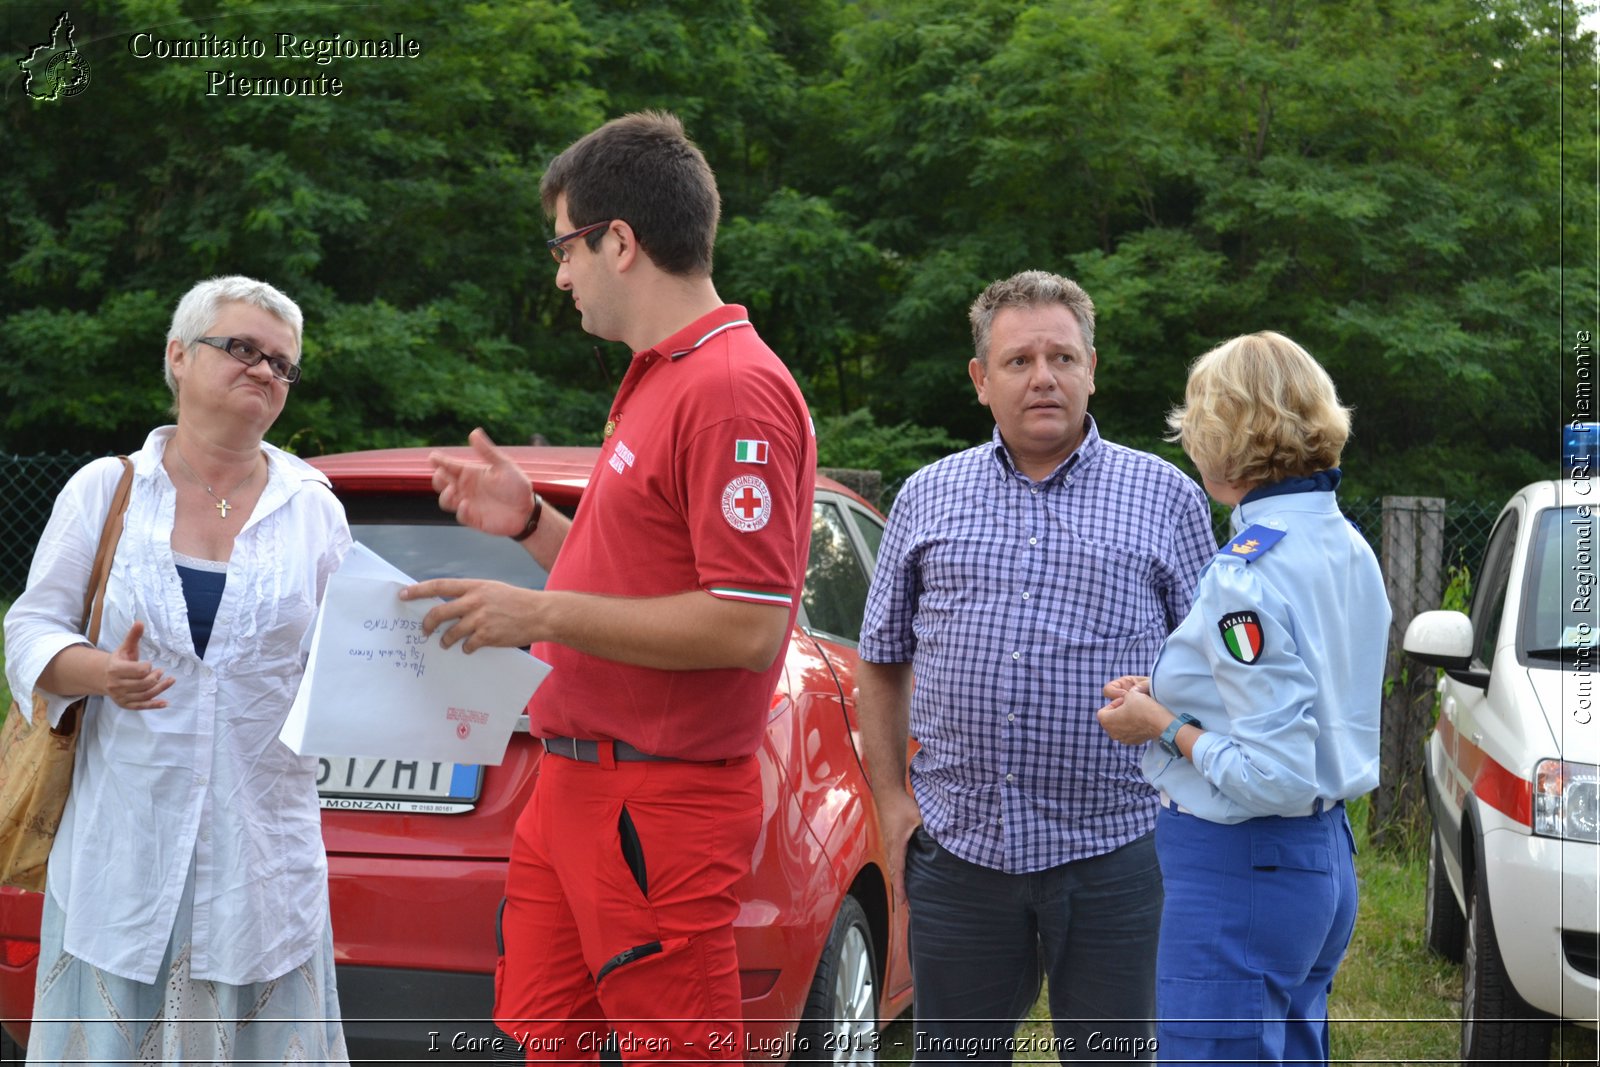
[[1461, 861, 1551, 1061]]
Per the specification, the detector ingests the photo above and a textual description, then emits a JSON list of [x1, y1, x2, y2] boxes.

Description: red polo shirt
[[529, 304, 816, 760]]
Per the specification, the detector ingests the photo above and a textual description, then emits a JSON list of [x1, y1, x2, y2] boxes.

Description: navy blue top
[[175, 564, 226, 658], [1239, 468, 1342, 505]]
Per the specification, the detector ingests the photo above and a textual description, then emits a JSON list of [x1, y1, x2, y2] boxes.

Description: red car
[[0, 446, 911, 1062]]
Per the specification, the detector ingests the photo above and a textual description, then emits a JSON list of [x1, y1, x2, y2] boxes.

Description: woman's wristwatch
[[1158, 713, 1202, 758]]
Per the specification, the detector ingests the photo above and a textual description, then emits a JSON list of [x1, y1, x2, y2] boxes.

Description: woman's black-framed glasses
[[546, 220, 612, 263], [197, 336, 301, 384]]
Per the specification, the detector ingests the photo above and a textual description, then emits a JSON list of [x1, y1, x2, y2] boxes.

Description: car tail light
[[0, 938, 39, 968], [1533, 759, 1600, 841]]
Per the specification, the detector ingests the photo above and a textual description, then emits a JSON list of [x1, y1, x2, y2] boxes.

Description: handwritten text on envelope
[[280, 544, 550, 764]]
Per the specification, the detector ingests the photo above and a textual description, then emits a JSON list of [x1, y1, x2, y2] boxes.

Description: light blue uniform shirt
[[1143, 476, 1391, 824]]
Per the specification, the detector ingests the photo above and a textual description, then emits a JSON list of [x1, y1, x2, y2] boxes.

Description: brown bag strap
[[81, 457, 134, 646], [52, 457, 134, 738]]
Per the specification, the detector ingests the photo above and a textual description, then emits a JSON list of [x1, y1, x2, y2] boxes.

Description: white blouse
[[3, 427, 351, 984]]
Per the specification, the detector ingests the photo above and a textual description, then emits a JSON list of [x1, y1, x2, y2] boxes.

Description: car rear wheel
[[794, 895, 878, 1064], [1424, 825, 1465, 963], [1461, 861, 1552, 1061]]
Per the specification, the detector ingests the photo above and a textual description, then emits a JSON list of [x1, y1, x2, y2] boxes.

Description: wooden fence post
[[1372, 496, 1446, 848]]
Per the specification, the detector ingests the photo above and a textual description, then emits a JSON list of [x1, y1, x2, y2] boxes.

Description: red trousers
[[493, 751, 762, 1064]]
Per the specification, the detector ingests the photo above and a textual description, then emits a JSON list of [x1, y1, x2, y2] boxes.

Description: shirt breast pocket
[[1060, 540, 1163, 639]]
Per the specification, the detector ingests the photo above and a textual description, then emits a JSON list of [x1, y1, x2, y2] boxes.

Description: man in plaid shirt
[[858, 271, 1215, 1060]]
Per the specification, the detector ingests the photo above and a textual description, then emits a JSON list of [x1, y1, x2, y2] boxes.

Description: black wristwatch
[[510, 492, 543, 543], [1158, 713, 1201, 758]]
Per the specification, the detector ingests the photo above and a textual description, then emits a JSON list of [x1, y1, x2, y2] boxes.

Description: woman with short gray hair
[[4, 275, 350, 1063]]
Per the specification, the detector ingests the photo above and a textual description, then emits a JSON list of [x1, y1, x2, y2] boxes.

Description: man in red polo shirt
[[402, 111, 815, 1063]]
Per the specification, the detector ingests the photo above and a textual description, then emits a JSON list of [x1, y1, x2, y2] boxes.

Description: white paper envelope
[[338, 541, 415, 584], [281, 553, 549, 764]]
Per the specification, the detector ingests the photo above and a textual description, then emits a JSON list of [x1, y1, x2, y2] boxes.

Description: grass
[[1327, 796, 1464, 1062], [1331, 798, 1596, 1064], [880, 795, 1599, 1063]]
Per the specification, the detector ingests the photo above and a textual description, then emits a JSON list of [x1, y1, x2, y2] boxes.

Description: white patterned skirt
[[26, 859, 349, 1065]]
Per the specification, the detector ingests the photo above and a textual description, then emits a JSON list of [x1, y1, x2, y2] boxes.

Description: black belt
[[541, 736, 722, 765]]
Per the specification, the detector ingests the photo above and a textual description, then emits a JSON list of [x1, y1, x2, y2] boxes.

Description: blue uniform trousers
[[1153, 804, 1357, 1065]]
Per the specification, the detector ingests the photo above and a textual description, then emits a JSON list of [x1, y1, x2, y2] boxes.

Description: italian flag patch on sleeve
[[1218, 611, 1264, 664], [734, 439, 769, 464]]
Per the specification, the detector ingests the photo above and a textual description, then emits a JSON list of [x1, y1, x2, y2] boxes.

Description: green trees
[[816, 0, 1592, 491], [2, 0, 1589, 498], [4, 0, 606, 450]]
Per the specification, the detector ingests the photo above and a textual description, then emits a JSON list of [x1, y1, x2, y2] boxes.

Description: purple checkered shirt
[[859, 419, 1216, 873]]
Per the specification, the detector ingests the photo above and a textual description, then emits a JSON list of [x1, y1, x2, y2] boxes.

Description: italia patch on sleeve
[[734, 439, 769, 464], [1218, 611, 1264, 664]]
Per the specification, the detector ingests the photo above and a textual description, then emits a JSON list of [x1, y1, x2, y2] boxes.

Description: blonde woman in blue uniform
[[1095, 331, 1390, 1065]]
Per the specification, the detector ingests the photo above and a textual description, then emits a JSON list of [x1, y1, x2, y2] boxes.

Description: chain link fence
[[2, 452, 1502, 602], [2, 453, 114, 599], [1342, 496, 1499, 597]]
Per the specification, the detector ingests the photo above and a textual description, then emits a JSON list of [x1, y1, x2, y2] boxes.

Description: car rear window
[[340, 493, 550, 590]]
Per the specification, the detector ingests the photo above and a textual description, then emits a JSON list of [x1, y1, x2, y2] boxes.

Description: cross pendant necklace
[[172, 444, 259, 519]]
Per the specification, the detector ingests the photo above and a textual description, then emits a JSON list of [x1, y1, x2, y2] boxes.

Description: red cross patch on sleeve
[[722, 475, 772, 532]]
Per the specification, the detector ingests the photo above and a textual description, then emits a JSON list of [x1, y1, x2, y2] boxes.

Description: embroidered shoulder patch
[[734, 439, 769, 464], [1218, 611, 1264, 664], [722, 475, 772, 532], [1219, 524, 1286, 562]]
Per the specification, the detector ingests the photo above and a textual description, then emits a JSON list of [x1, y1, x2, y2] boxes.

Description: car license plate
[[316, 757, 483, 814]]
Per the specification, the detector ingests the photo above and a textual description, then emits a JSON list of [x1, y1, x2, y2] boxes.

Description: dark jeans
[[904, 828, 1161, 1062]]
